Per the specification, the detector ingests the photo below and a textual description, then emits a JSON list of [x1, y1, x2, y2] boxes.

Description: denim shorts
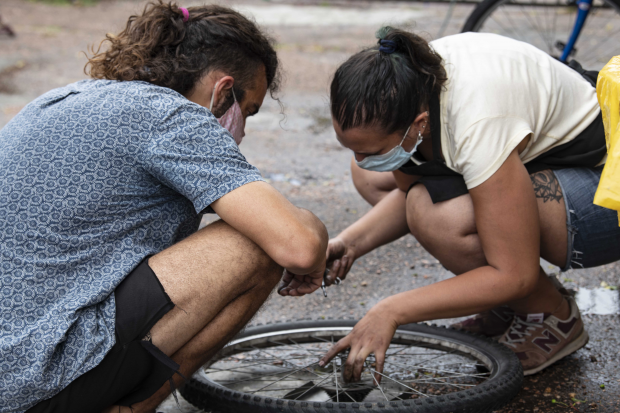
[[554, 166, 620, 271]]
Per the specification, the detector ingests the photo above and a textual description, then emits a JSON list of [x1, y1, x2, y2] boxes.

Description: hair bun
[[378, 39, 397, 54], [375, 26, 392, 40]]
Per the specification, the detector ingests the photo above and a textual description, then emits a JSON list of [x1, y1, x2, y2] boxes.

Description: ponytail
[[85, 1, 281, 99], [330, 27, 446, 134]]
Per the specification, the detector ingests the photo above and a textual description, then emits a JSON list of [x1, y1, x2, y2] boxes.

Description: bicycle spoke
[[383, 358, 490, 379], [292, 375, 334, 401], [367, 367, 430, 398], [217, 363, 320, 386], [332, 335, 339, 403], [249, 362, 325, 394], [365, 361, 390, 401], [519, 4, 553, 51]]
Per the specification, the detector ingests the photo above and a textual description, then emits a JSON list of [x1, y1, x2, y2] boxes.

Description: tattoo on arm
[[530, 170, 563, 203]]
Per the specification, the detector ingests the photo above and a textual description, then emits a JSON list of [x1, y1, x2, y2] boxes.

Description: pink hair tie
[[179, 7, 189, 23]]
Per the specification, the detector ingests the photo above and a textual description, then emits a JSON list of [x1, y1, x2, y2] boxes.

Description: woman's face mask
[[355, 125, 421, 172], [209, 81, 246, 145]]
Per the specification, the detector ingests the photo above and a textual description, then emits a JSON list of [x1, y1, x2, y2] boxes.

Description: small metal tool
[[321, 268, 329, 297]]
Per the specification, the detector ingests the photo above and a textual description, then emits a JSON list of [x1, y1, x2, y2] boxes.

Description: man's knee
[[150, 219, 282, 294], [201, 220, 283, 286]]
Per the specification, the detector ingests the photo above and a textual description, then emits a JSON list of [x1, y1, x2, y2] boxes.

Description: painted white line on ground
[[575, 287, 620, 315]]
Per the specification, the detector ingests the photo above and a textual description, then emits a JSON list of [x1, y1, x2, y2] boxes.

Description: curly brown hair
[[85, 1, 281, 101]]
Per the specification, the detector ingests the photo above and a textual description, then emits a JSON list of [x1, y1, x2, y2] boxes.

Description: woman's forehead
[[333, 120, 395, 151]]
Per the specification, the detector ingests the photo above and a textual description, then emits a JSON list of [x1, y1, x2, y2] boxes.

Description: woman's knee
[[406, 186, 485, 273], [407, 186, 476, 237], [350, 157, 397, 206]]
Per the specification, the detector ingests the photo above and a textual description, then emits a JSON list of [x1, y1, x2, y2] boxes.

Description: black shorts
[[26, 257, 178, 413]]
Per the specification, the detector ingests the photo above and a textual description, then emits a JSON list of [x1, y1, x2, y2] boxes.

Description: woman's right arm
[[326, 183, 412, 284]]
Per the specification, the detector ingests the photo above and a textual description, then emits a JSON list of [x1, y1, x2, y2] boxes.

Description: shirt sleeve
[[452, 116, 533, 189], [140, 103, 264, 213]]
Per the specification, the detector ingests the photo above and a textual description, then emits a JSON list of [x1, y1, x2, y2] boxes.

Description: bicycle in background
[[462, 0, 620, 70]]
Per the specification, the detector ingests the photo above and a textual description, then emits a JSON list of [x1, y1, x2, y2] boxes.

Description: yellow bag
[[593, 56, 620, 225]]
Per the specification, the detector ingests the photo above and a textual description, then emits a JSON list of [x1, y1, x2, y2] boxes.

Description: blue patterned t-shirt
[[0, 79, 263, 412]]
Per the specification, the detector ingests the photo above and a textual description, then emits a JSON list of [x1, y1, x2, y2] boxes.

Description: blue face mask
[[355, 125, 422, 172]]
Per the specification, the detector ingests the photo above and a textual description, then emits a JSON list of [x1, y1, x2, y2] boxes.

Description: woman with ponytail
[[314, 28, 620, 379], [0, 2, 329, 412]]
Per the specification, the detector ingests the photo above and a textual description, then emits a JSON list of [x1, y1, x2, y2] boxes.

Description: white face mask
[[355, 125, 422, 172]]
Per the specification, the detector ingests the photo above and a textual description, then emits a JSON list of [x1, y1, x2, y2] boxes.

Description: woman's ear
[[413, 110, 430, 136]]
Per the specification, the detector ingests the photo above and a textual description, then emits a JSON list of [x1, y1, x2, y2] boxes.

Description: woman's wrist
[[375, 293, 417, 328], [370, 297, 403, 330], [336, 227, 369, 259]]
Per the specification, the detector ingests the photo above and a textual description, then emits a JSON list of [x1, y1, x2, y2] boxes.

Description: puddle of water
[[575, 288, 620, 315], [233, 4, 426, 27]]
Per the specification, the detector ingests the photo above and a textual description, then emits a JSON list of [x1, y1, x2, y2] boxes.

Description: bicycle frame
[[560, 0, 594, 61]]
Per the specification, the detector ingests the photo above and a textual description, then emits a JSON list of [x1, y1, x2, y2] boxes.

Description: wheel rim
[[470, 0, 620, 70], [196, 327, 496, 404]]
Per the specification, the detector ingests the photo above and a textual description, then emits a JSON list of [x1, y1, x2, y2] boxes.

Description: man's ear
[[212, 76, 235, 108]]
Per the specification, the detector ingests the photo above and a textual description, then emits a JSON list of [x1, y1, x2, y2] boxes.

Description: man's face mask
[[209, 81, 246, 145]]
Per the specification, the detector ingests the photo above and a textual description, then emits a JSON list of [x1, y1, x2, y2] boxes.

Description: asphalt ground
[[1, 1, 619, 411]]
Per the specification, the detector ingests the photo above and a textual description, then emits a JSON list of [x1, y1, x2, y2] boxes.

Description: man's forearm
[[288, 207, 329, 273]]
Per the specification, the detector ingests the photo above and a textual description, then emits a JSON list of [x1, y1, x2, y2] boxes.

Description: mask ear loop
[[398, 125, 412, 147], [209, 82, 237, 112], [209, 81, 220, 112]]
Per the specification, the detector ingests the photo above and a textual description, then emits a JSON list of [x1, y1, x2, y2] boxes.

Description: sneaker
[[499, 296, 589, 376], [450, 306, 515, 338]]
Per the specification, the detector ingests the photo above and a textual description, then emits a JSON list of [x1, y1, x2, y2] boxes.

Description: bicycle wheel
[[462, 0, 620, 70], [180, 319, 523, 413]]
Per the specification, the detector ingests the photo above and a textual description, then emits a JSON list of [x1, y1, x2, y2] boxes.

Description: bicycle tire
[[461, 0, 620, 70], [180, 319, 523, 413]]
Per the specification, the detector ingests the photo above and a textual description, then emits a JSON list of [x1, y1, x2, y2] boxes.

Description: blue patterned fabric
[[0, 79, 263, 412]]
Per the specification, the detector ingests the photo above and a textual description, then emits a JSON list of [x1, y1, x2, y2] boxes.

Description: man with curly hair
[[0, 3, 328, 412]]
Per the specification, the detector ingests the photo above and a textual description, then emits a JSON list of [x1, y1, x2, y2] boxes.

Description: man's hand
[[278, 266, 324, 297], [319, 303, 398, 384], [324, 237, 357, 286]]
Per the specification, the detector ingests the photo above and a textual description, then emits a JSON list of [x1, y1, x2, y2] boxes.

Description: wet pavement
[[1, 0, 619, 411]]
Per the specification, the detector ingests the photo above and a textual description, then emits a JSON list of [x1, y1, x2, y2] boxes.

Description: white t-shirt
[[429, 33, 601, 189]]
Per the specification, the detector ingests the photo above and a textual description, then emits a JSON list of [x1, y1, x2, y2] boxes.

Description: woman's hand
[[324, 237, 357, 286], [319, 303, 398, 384]]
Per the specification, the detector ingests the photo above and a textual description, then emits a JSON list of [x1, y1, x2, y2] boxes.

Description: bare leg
[[405, 170, 570, 317], [350, 157, 398, 206], [102, 220, 283, 413]]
